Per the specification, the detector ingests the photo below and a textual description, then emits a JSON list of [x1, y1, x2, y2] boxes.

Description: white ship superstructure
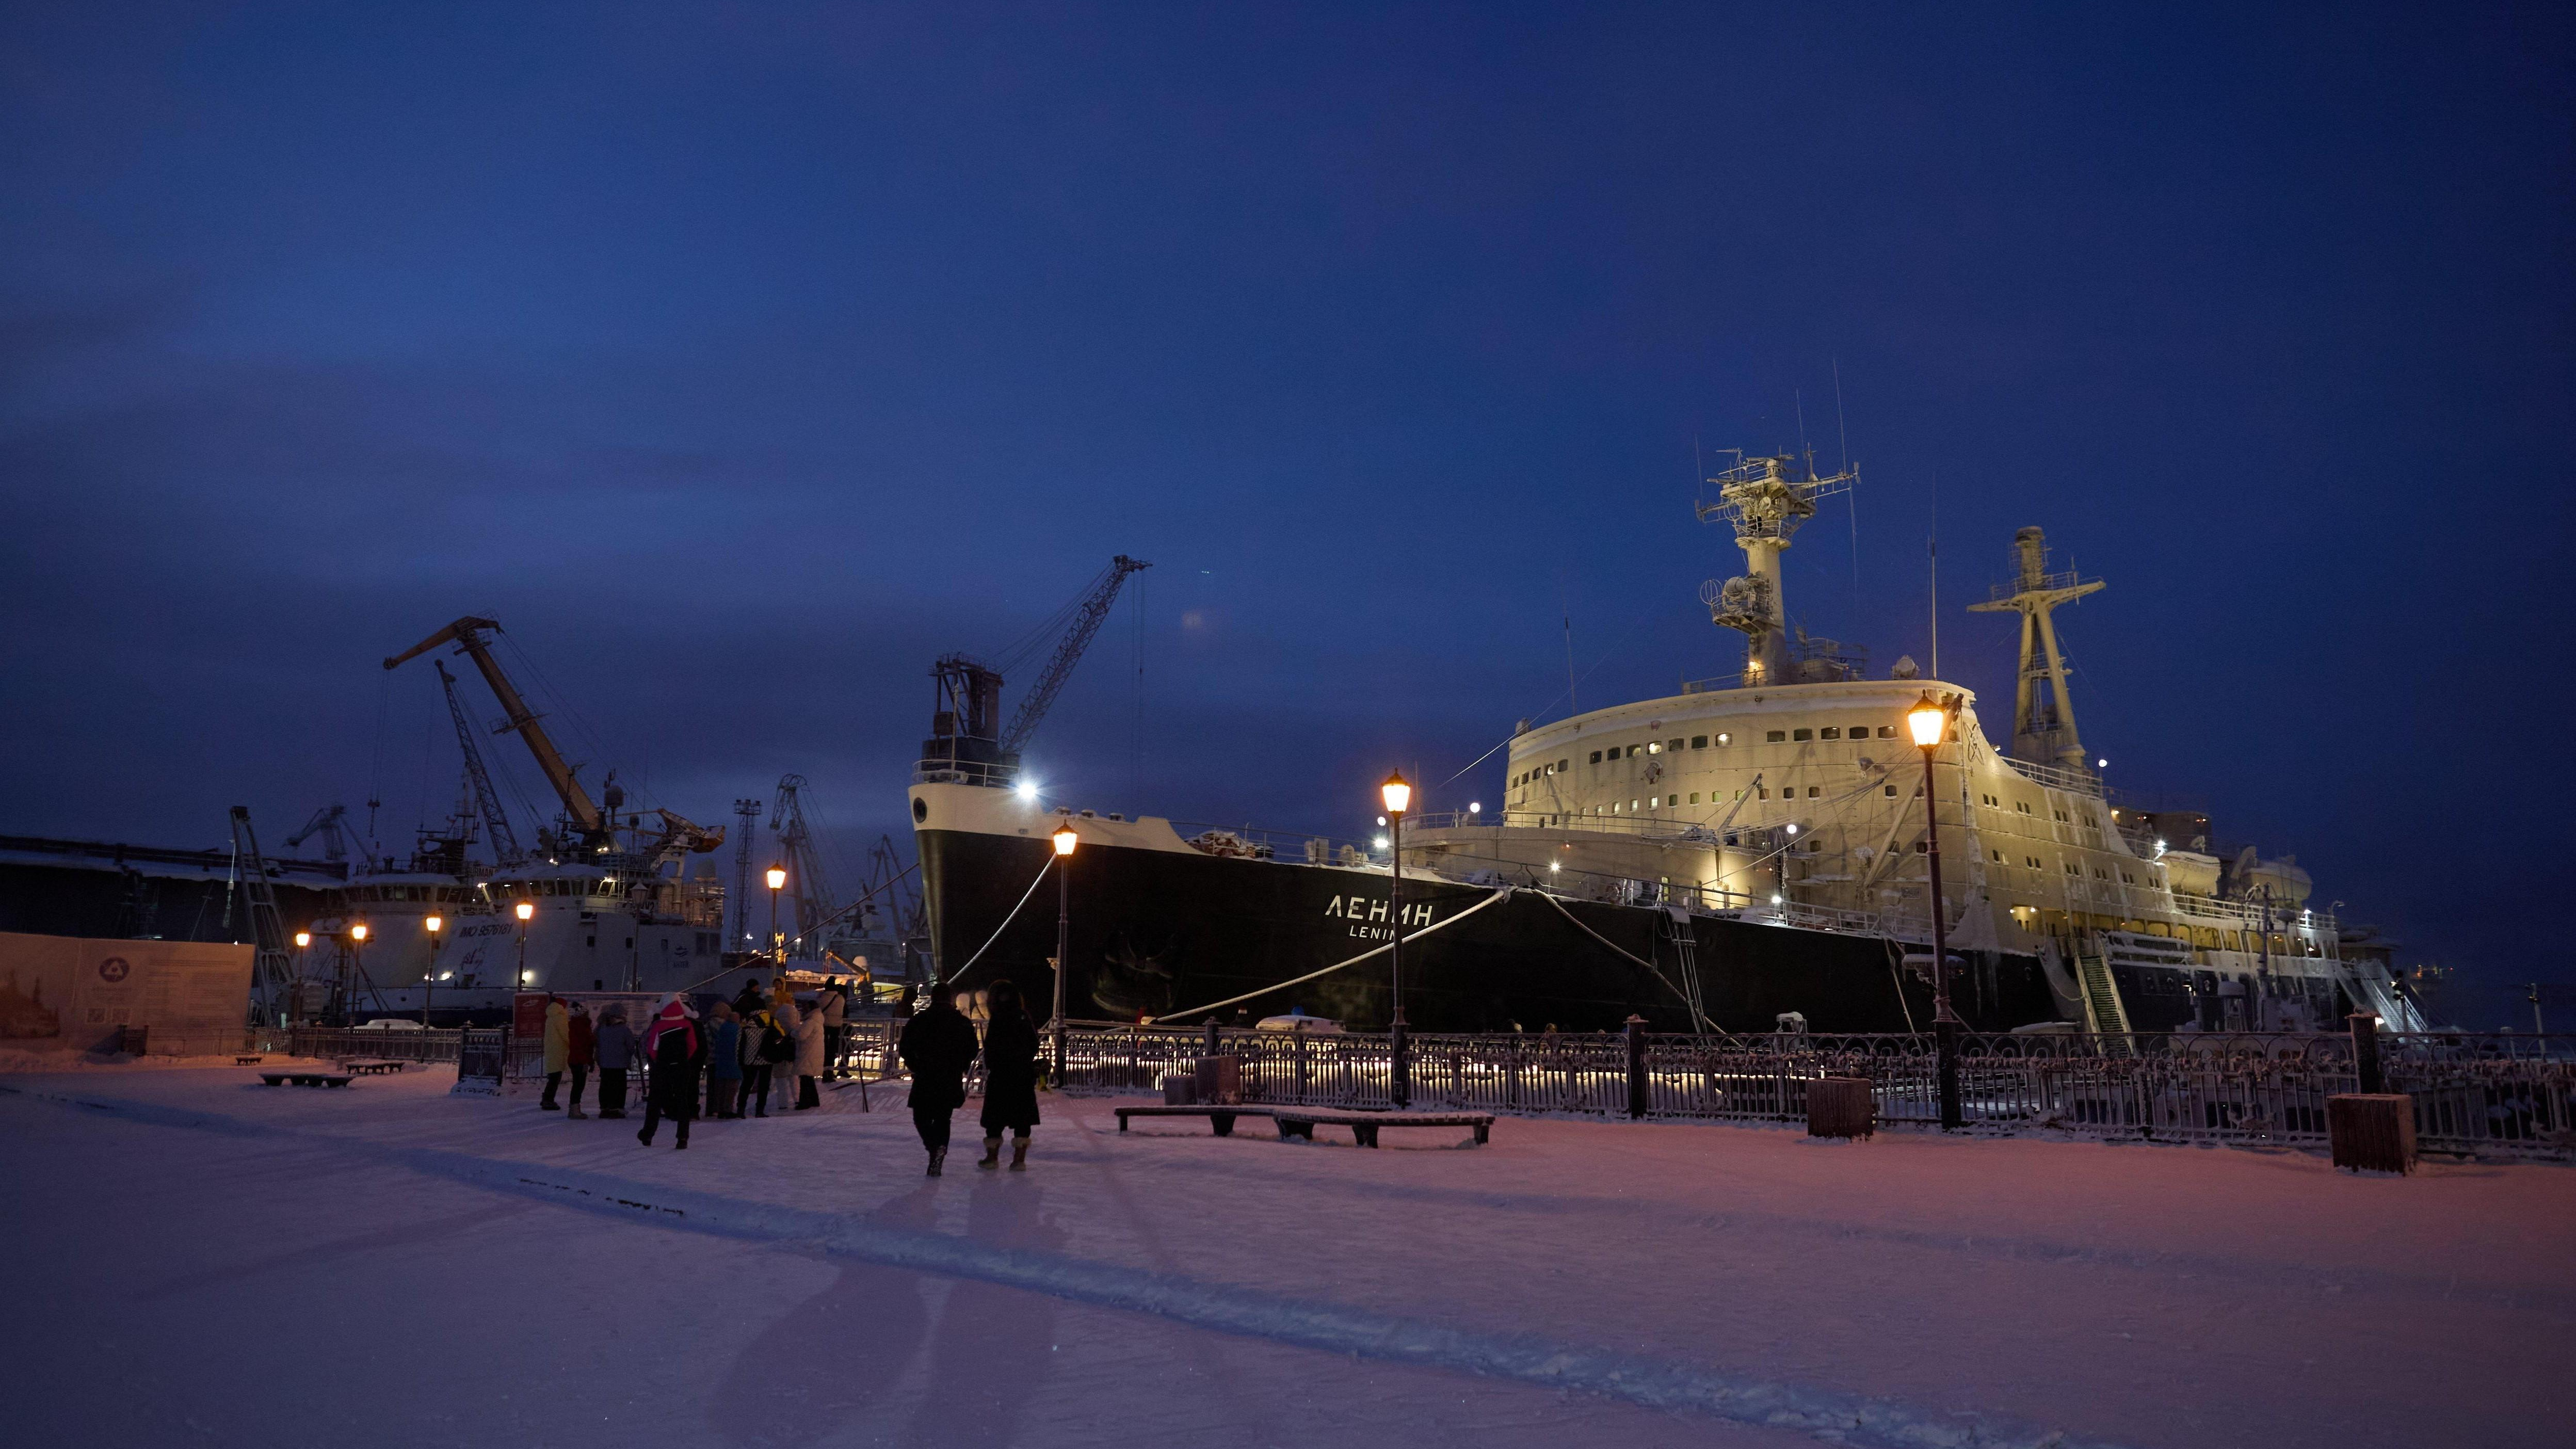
[[1407, 454, 2415, 1034]]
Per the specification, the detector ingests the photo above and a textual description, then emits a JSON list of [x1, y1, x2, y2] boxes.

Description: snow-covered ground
[[2, 1064, 2568, 1449]]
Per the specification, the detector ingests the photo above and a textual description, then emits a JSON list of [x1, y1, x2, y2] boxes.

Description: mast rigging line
[[1529, 890, 1726, 1037], [937, 854, 1061, 989], [1151, 887, 1511, 1024]]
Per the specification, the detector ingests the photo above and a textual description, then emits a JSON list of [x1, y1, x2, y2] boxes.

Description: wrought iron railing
[[1040, 1023, 2574, 1160]]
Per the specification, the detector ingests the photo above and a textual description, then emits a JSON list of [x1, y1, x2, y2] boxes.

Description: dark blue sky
[[4, 4, 2568, 1023]]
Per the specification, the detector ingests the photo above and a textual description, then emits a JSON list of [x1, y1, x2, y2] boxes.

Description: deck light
[[1468, 801, 1480, 814], [1017, 780, 1039, 802]]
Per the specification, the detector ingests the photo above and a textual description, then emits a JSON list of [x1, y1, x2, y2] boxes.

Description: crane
[[436, 660, 524, 866], [768, 775, 839, 954], [282, 804, 351, 863], [385, 616, 723, 860], [999, 555, 1150, 753], [227, 807, 296, 1024]]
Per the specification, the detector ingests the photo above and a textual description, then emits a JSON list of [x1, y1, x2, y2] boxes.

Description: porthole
[[912, 797, 929, 824]]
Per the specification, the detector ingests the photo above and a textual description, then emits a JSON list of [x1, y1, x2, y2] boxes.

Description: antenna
[[1559, 575, 1579, 715], [1834, 358, 1859, 635], [1928, 469, 1939, 681]]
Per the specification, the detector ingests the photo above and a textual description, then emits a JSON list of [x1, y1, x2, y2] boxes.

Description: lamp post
[[423, 915, 443, 1027], [289, 931, 311, 1027], [1051, 822, 1078, 1084], [347, 922, 369, 1029], [513, 900, 534, 986], [766, 866, 787, 963], [1906, 694, 1962, 1130], [1381, 769, 1412, 1108]]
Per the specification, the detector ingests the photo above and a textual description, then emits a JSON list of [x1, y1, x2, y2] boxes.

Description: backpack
[[760, 1020, 795, 1063]]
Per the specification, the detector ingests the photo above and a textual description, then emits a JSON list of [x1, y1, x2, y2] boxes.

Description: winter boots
[[927, 1146, 946, 1177], [978, 1137, 1003, 1170], [1010, 1138, 1029, 1171], [566, 1104, 587, 1120]]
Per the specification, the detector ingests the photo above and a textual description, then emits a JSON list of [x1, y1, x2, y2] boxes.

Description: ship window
[[1631, 799, 1640, 810], [1885, 784, 1898, 797], [1688, 792, 1700, 803], [1820, 727, 1840, 740], [1766, 730, 1785, 743], [1852, 720, 1874, 735], [1691, 735, 1706, 749], [1992, 849, 2005, 862], [1647, 741, 1662, 754], [1877, 726, 1895, 738], [1667, 738, 1682, 752], [1807, 785, 1821, 798], [2064, 863, 2080, 876], [1589, 751, 1601, 764], [1717, 733, 1731, 745], [1758, 787, 1768, 799], [2016, 802, 2032, 815], [1557, 759, 1568, 771], [1792, 728, 1812, 742]]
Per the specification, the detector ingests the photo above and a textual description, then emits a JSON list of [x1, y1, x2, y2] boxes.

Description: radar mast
[[1967, 526, 2104, 770], [1696, 452, 1856, 683]]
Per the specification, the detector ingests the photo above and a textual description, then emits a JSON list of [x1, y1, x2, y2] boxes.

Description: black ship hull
[[917, 826, 2058, 1034]]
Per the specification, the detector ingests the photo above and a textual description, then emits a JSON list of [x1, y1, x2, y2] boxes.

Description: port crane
[[282, 804, 352, 864], [436, 661, 525, 866], [384, 616, 724, 861], [925, 555, 1149, 779], [768, 774, 839, 955]]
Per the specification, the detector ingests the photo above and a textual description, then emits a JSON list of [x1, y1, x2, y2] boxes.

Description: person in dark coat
[[897, 987, 980, 1177], [564, 1002, 597, 1119], [637, 998, 704, 1149], [702, 1000, 742, 1120], [593, 1006, 639, 1118], [976, 978, 1043, 1171], [731, 976, 769, 1022]]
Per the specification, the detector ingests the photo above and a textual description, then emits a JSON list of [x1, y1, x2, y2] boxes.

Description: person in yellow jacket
[[539, 997, 571, 1110]]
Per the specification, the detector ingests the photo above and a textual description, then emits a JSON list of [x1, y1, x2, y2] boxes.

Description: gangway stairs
[[1660, 906, 1714, 1035], [2074, 948, 2133, 1053]]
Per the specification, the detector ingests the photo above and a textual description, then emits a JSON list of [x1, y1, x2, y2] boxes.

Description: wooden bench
[[259, 1071, 353, 1089], [234, 1054, 264, 1066], [343, 1059, 407, 1076], [1274, 1108, 1494, 1148], [1114, 1104, 1275, 1137]]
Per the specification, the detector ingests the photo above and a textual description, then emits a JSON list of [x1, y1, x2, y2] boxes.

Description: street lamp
[[423, 914, 443, 1027], [1381, 769, 1412, 1108], [291, 931, 311, 1027], [1051, 820, 1079, 1083], [765, 866, 787, 962], [1906, 693, 1962, 1130], [513, 900, 534, 987]]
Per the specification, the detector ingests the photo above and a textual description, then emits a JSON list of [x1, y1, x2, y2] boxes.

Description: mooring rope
[[1532, 890, 1731, 1038], [939, 854, 1056, 987], [1151, 886, 1511, 1023]]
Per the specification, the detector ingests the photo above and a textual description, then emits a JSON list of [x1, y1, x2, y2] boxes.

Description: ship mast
[[1696, 453, 1856, 683], [1967, 526, 2103, 770]]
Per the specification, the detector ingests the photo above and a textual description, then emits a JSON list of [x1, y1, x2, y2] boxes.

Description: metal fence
[[1048, 1023, 2576, 1161], [250, 1026, 471, 1064]]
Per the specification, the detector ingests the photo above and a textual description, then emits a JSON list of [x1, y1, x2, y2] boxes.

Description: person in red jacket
[[564, 1001, 597, 1119], [638, 997, 705, 1150]]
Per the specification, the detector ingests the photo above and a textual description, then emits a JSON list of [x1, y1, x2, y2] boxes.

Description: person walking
[[792, 991, 826, 1109], [594, 1004, 638, 1118], [638, 996, 704, 1149], [702, 1000, 742, 1120], [819, 979, 849, 1080], [897, 986, 980, 1176], [539, 997, 570, 1110], [564, 1000, 597, 1119], [740, 1001, 781, 1118], [976, 979, 1042, 1171]]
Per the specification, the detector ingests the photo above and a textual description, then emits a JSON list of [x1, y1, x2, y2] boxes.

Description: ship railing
[[1041, 1024, 2576, 1160], [911, 758, 1020, 788], [2000, 756, 2106, 798], [2166, 893, 2340, 937]]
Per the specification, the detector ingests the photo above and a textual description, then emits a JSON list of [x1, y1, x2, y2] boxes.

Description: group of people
[[531, 972, 1046, 1174], [537, 975, 863, 1148]]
